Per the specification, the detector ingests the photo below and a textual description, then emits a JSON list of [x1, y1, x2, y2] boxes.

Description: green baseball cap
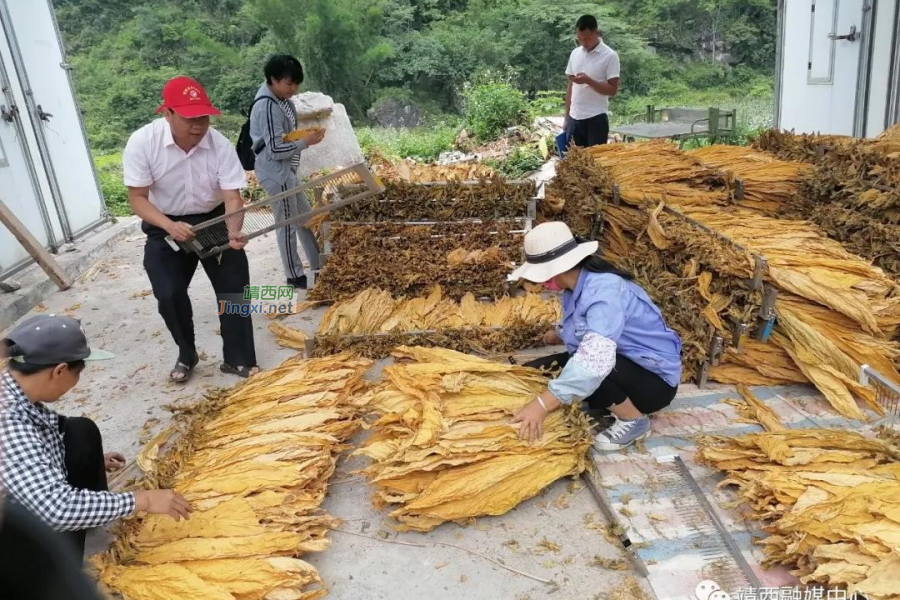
[[3, 314, 114, 365]]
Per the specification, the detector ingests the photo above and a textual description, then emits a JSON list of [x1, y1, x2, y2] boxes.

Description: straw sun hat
[[508, 222, 599, 283]]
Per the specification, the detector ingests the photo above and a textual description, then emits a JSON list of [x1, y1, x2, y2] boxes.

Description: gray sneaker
[[593, 416, 651, 452]]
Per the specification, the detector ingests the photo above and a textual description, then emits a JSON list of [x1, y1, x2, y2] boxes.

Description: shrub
[[357, 119, 460, 161], [93, 153, 131, 217], [485, 144, 545, 179], [462, 81, 529, 142]]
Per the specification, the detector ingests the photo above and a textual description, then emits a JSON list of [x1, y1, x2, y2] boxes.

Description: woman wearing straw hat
[[509, 222, 682, 452]]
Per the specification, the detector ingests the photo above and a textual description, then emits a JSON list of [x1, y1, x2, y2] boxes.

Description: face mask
[[543, 278, 561, 291]]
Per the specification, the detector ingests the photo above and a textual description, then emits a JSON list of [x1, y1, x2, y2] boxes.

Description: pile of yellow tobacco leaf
[[355, 346, 592, 532], [369, 153, 496, 183], [698, 430, 900, 600], [93, 354, 372, 600], [317, 286, 559, 336], [688, 145, 813, 214]]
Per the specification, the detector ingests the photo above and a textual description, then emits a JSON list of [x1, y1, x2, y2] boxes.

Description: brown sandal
[[169, 356, 198, 384]]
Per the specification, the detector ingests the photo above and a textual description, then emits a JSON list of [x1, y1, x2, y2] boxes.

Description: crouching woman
[[509, 222, 682, 452]]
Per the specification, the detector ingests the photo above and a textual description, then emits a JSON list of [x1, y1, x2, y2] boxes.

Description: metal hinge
[[1, 104, 18, 122]]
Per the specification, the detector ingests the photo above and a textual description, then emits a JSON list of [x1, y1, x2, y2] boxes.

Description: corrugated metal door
[[0, 28, 57, 276], [0, 0, 107, 238]]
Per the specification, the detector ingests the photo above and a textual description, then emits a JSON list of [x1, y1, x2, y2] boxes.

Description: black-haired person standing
[[564, 15, 620, 148], [0, 315, 191, 560], [250, 54, 325, 289]]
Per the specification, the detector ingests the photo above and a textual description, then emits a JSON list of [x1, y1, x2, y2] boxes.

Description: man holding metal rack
[[123, 75, 259, 384]]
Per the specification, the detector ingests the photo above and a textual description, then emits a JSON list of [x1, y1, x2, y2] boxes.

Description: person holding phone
[[564, 15, 621, 148]]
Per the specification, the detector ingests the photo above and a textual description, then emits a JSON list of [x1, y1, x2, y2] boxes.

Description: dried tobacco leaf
[[309, 221, 521, 301], [698, 429, 900, 600], [689, 145, 813, 215], [369, 153, 496, 183], [586, 140, 734, 209], [93, 354, 372, 600], [541, 146, 610, 236], [354, 346, 592, 532], [332, 178, 534, 222]]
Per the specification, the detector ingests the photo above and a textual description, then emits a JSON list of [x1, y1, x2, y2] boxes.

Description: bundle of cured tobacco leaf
[[92, 354, 372, 600], [309, 222, 521, 301], [601, 203, 758, 382], [688, 145, 813, 214], [541, 146, 610, 236], [299, 286, 559, 358], [752, 129, 854, 162], [586, 140, 733, 208], [697, 429, 900, 600], [332, 178, 534, 222], [355, 346, 592, 532], [677, 206, 900, 338]]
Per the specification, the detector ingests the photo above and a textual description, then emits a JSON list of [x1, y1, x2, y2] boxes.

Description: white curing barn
[[776, 0, 900, 136], [0, 0, 106, 280]]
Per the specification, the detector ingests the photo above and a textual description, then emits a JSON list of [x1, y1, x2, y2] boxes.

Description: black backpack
[[236, 96, 277, 171]]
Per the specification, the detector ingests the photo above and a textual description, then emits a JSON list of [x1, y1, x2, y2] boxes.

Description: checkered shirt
[[0, 370, 135, 531]]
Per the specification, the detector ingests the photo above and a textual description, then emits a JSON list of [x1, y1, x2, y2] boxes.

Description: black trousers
[[142, 206, 257, 368], [568, 113, 610, 148], [525, 352, 677, 414], [59, 416, 108, 560]]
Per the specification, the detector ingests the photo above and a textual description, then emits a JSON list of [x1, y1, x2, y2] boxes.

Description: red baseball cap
[[155, 76, 221, 118]]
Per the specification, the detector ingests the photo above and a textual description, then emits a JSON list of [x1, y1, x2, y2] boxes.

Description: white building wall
[[865, 0, 897, 137]]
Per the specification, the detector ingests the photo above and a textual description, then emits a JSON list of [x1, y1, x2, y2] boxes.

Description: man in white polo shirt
[[564, 15, 620, 148], [122, 76, 259, 383]]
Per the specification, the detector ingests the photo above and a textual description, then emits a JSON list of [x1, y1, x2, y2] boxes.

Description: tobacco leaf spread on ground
[[354, 346, 592, 532], [309, 222, 521, 301], [698, 430, 900, 600], [332, 178, 534, 222], [297, 286, 559, 358], [92, 354, 372, 600]]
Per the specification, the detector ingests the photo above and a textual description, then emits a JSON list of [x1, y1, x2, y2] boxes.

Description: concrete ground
[[1, 227, 646, 600]]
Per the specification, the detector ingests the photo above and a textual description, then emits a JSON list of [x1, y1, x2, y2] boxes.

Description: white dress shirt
[[565, 41, 621, 120], [122, 118, 246, 216]]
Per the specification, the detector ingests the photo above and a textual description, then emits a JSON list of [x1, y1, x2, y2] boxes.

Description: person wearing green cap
[[0, 314, 192, 561]]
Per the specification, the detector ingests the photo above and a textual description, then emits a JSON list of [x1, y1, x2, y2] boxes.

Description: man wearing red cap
[[122, 76, 259, 383]]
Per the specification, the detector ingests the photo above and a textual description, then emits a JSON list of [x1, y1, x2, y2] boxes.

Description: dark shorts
[[525, 351, 677, 414], [568, 113, 610, 148]]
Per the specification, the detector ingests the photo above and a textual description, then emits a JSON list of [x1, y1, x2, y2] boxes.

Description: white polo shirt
[[122, 118, 246, 216], [565, 41, 621, 121]]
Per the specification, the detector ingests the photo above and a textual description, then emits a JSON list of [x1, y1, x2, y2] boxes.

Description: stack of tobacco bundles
[[754, 130, 900, 280], [688, 145, 813, 215], [698, 429, 900, 600], [93, 354, 372, 600], [355, 346, 592, 532], [578, 140, 900, 419]]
